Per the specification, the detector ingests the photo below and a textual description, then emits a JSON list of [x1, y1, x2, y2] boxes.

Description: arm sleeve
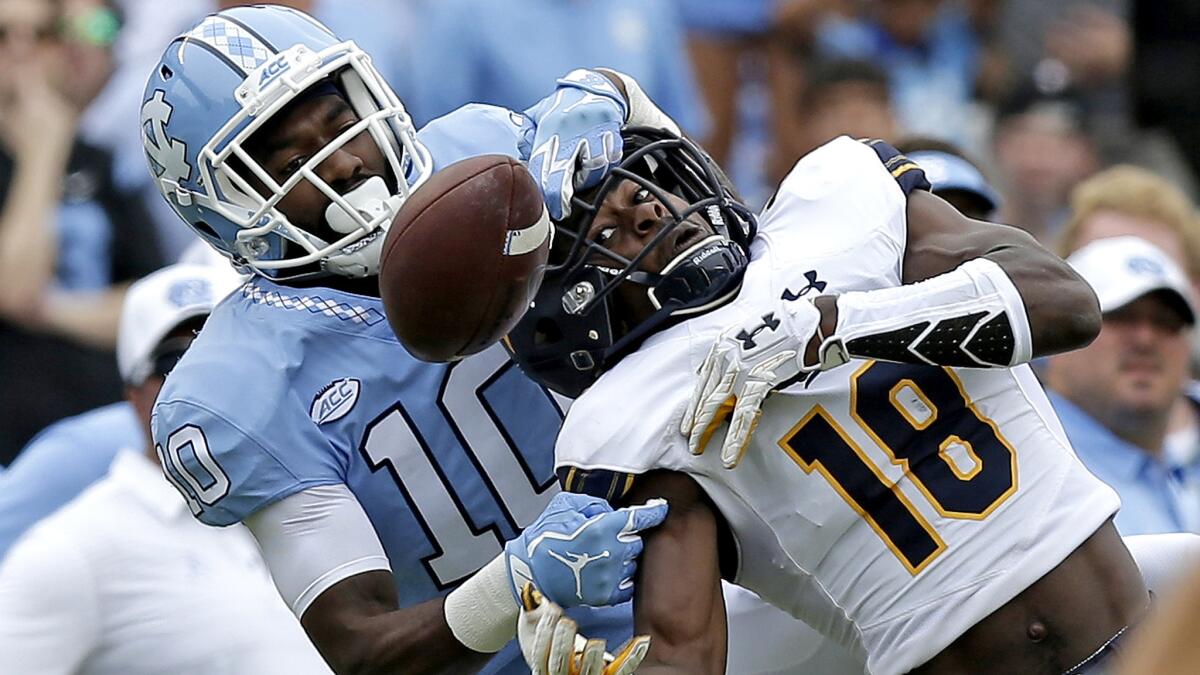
[[556, 466, 640, 507], [860, 138, 932, 197], [0, 527, 98, 674], [243, 485, 391, 617]]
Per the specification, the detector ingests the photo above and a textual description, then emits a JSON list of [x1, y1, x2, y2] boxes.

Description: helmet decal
[[141, 5, 433, 280], [140, 90, 192, 202], [184, 15, 273, 72]]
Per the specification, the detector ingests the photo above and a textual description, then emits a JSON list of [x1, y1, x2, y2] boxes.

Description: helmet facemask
[[509, 127, 756, 397], [192, 41, 432, 280]]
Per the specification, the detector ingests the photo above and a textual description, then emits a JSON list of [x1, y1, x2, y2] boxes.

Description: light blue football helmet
[[140, 5, 432, 279]]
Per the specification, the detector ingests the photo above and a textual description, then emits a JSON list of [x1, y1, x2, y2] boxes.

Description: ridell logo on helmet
[[141, 89, 192, 206]]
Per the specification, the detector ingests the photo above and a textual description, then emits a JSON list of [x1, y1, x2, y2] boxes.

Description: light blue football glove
[[504, 491, 667, 608], [525, 69, 629, 221]]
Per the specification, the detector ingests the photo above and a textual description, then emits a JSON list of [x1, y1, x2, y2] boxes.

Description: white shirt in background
[[0, 449, 331, 675]]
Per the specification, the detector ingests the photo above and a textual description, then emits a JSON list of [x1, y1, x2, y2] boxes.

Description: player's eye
[[634, 188, 651, 203], [282, 156, 308, 178], [596, 226, 616, 244]]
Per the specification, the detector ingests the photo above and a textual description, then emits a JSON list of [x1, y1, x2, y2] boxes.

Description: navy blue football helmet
[[508, 127, 756, 398]]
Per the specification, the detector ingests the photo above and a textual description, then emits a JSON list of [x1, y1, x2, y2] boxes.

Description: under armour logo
[[548, 549, 611, 601], [735, 312, 781, 350], [781, 270, 827, 301]]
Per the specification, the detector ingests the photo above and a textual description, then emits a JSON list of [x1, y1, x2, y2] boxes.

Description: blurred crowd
[[3, 0, 1200, 672]]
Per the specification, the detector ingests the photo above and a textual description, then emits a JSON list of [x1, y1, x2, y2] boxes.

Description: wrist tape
[[443, 555, 519, 653]]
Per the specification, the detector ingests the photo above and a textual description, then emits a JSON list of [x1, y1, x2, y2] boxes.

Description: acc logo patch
[[310, 378, 361, 425]]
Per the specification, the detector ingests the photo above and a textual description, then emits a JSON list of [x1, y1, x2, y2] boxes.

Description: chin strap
[[322, 176, 402, 278]]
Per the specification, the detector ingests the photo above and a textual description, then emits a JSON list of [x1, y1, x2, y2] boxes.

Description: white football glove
[[518, 584, 651, 675], [680, 299, 849, 469]]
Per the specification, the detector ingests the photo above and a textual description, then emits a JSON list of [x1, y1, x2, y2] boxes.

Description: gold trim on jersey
[[778, 404, 947, 576], [889, 379, 938, 430], [852, 362, 1018, 522], [938, 435, 983, 480]]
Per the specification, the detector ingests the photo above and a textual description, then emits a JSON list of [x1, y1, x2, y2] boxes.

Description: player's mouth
[[671, 224, 709, 257]]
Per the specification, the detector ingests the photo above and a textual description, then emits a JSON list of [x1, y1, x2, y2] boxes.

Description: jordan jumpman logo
[[548, 549, 612, 601]]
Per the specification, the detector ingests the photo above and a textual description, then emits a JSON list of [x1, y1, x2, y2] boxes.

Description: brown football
[[379, 154, 551, 362]]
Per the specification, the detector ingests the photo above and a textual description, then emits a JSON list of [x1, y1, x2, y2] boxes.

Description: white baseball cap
[[906, 150, 1002, 215], [117, 263, 244, 384], [1066, 236, 1196, 325]]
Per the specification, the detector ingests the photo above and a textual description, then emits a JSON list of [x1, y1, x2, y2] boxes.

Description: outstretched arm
[[814, 188, 1101, 365], [623, 471, 728, 675], [302, 572, 486, 675], [684, 178, 1101, 468], [247, 486, 667, 675]]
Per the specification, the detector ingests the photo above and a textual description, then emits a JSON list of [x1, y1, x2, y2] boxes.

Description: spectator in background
[[1045, 237, 1200, 535], [1053, 166, 1200, 528], [0, 0, 163, 465], [794, 57, 897, 157], [0, 241, 236, 561], [1057, 165, 1200, 284], [673, 0, 836, 193], [813, 0, 982, 145], [78, 0, 207, 260], [1133, 1, 1200, 182], [403, 0, 702, 134], [992, 85, 1099, 244], [0, 263, 329, 674], [896, 135, 1001, 220]]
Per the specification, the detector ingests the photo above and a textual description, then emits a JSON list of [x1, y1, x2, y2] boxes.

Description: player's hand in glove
[[525, 69, 628, 220], [680, 297, 849, 469], [505, 492, 667, 608], [519, 583, 650, 675]]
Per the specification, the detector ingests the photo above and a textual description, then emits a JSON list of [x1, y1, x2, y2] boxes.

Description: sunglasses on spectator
[[59, 6, 120, 47], [0, 7, 119, 48], [146, 335, 197, 381]]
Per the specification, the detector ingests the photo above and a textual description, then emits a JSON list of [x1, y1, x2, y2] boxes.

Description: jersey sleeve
[[756, 136, 929, 259], [860, 138, 932, 197], [417, 103, 535, 170], [151, 398, 345, 527]]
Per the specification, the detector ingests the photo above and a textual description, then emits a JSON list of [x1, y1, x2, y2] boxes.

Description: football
[[379, 154, 551, 362]]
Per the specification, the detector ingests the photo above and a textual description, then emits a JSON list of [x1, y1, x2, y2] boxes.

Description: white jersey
[[555, 137, 1121, 675]]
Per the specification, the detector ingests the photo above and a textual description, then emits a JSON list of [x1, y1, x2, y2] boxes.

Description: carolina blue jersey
[[0, 402, 138, 560], [151, 104, 630, 672]]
